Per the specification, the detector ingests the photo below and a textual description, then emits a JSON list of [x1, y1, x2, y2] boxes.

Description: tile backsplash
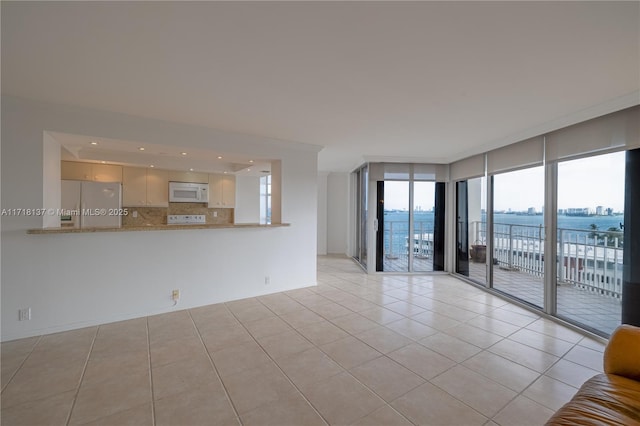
[[122, 203, 233, 226]]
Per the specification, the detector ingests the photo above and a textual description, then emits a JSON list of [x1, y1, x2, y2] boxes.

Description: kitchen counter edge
[[27, 223, 291, 234]]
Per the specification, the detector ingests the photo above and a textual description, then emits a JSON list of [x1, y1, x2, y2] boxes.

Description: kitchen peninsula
[[2, 95, 318, 343], [27, 222, 289, 234]]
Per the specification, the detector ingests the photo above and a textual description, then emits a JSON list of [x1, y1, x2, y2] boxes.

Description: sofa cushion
[[604, 324, 640, 381], [546, 373, 640, 425]]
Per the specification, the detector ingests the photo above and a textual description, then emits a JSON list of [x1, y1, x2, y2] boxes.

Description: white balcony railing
[[471, 221, 623, 299], [384, 219, 623, 299], [384, 220, 434, 261]]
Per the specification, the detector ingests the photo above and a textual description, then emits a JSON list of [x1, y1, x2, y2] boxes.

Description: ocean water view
[[383, 211, 624, 255]]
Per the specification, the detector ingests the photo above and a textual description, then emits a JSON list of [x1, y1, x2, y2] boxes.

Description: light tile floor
[[1, 256, 608, 425], [385, 254, 620, 335]]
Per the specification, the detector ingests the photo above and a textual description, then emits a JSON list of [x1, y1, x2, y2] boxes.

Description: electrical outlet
[[213, 211, 218, 218], [172, 289, 180, 301], [19, 308, 31, 321], [265, 276, 270, 285]]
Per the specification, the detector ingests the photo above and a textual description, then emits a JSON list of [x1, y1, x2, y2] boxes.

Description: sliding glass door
[[353, 165, 368, 269], [380, 180, 410, 271], [556, 151, 625, 335], [450, 106, 638, 337], [455, 177, 487, 284], [375, 173, 444, 272], [491, 166, 545, 308]]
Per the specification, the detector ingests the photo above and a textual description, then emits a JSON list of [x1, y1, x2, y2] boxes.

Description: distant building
[[566, 207, 595, 216], [527, 207, 537, 215], [596, 206, 604, 216]]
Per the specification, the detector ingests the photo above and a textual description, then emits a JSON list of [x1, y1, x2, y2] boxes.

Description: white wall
[[317, 172, 328, 255], [327, 172, 350, 255], [42, 132, 61, 228], [234, 175, 260, 224], [1, 96, 320, 341]]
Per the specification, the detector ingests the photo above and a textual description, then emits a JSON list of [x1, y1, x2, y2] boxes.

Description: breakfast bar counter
[[27, 223, 290, 234]]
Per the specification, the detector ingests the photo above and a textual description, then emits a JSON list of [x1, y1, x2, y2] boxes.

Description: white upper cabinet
[[122, 167, 169, 207], [61, 161, 93, 181], [146, 169, 169, 207], [92, 164, 123, 182], [168, 171, 208, 184], [61, 161, 122, 182], [208, 174, 236, 208], [122, 167, 147, 207]]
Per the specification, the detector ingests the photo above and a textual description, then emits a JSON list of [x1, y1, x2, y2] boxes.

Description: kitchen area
[[56, 161, 238, 230], [3, 96, 317, 343], [29, 132, 283, 234]]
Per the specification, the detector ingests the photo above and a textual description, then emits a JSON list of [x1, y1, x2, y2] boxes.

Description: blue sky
[[382, 151, 626, 212]]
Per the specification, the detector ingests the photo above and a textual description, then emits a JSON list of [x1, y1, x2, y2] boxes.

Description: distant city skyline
[[491, 151, 625, 212], [383, 181, 435, 212], [381, 151, 625, 213]]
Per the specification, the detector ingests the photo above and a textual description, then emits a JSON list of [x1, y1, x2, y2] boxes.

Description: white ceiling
[[2, 2, 639, 172], [51, 132, 271, 176]]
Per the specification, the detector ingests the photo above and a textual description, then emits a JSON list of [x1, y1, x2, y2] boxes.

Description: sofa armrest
[[604, 324, 640, 381]]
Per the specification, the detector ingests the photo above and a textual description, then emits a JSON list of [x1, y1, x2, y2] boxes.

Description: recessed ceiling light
[[150, 165, 155, 168], [217, 156, 223, 159], [181, 152, 187, 156], [138, 147, 145, 151], [90, 141, 98, 146], [249, 160, 254, 163], [101, 161, 106, 164], [223, 171, 228, 174], [247, 169, 251, 172], [189, 168, 194, 171]]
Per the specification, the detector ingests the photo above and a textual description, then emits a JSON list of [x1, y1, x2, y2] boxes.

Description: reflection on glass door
[[377, 179, 441, 272], [354, 165, 368, 268], [556, 151, 625, 336], [455, 177, 487, 284], [456, 181, 469, 276], [492, 166, 544, 307], [413, 181, 437, 272], [382, 181, 410, 271]]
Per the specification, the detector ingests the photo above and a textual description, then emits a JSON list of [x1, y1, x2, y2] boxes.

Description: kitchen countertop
[[27, 223, 290, 234]]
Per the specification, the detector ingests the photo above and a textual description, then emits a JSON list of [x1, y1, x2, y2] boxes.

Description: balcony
[[383, 219, 622, 335], [383, 220, 434, 272]]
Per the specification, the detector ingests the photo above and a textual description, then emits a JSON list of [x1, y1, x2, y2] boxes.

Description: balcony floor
[[383, 254, 433, 272], [382, 255, 621, 335]]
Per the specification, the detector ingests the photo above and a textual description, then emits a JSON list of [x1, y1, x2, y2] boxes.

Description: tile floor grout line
[[349, 309, 491, 424], [239, 297, 331, 425], [187, 306, 243, 426], [455, 327, 588, 418], [257, 292, 430, 424], [321, 265, 546, 424], [64, 326, 99, 426], [416, 362, 495, 424], [256, 289, 433, 425], [0, 334, 43, 394], [1, 257, 607, 425], [145, 317, 156, 426]]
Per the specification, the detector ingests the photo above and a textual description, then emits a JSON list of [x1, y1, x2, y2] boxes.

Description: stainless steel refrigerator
[[61, 180, 122, 228]]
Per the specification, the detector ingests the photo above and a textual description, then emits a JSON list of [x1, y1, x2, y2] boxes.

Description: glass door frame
[[451, 148, 630, 338], [374, 167, 444, 273], [353, 164, 369, 269], [454, 176, 492, 286]]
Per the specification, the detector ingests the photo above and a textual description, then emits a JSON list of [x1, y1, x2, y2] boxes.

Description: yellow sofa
[[545, 324, 640, 425]]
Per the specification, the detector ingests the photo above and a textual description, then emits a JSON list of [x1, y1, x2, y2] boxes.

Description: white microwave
[[169, 182, 209, 203]]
